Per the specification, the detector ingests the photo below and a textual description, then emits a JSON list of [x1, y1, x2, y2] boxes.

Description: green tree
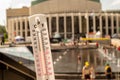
[[0, 25, 8, 40], [0, 25, 6, 33]]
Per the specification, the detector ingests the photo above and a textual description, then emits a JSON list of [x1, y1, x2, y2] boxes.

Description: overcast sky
[[0, 0, 120, 25]]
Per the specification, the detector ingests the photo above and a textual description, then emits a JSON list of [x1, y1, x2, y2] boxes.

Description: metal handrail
[[0, 60, 36, 79]]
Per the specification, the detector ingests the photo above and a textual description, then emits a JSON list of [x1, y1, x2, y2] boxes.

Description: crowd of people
[[82, 61, 112, 80]]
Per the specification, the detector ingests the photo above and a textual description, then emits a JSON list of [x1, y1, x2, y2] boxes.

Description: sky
[[0, 0, 120, 26]]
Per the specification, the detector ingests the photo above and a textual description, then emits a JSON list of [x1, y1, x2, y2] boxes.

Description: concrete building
[[6, 0, 120, 42], [30, 0, 120, 39], [30, 0, 101, 14], [6, 7, 30, 42]]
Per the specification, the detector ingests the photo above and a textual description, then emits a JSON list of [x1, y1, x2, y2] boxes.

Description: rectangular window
[[18, 21, 20, 30], [67, 34, 72, 39], [66, 16, 72, 32], [22, 21, 25, 30], [18, 32, 20, 35], [47, 17, 49, 32], [102, 16, 105, 28], [114, 16, 116, 27], [59, 17, 64, 33], [81, 16, 86, 33], [14, 22, 16, 30], [27, 31, 30, 36], [51, 17, 56, 34], [96, 16, 100, 31], [23, 31, 25, 38], [74, 16, 79, 34], [89, 16, 93, 32]]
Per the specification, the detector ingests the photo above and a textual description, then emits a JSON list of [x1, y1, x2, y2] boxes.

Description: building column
[[79, 13, 82, 33], [116, 14, 119, 34], [10, 19, 13, 41], [11, 19, 14, 41], [7, 19, 10, 41], [111, 13, 114, 36], [93, 14, 96, 32], [48, 16, 52, 37], [25, 17, 28, 41], [8, 19, 12, 41], [99, 14, 103, 35], [15, 18, 18, 36], [86, 13, 89, 34], [19, 18, 23, 37], [105, 13, 108, 35], [56, 14, 59, 33], [11, 19, 13, 41], [71, 13, 74, 39], [64, 14, 67, 39]]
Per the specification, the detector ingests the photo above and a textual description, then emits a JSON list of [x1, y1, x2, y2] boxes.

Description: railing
[[55, 72, 120, 79], [0, 52, 36, 80]]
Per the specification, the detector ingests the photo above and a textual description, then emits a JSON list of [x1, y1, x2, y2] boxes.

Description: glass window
[[113, 16, 117, 34], [18, 21, 20, 30], [27, 31, 30, 36], [59, 17, 64, 33], [96, 16, 100, 31], [67, 34, 72, 39], [18, 32, 20, 35], [102, 29, 106, 36], [74, 16, 79, 34], [51, 17, 56, 33], [81, 16, 86, 33], [66, 16, 72, 32], [102, 16, 105, 28], [89, 16, 93, 32], [22, 20, 25, 30], [23, 31, 25, 38], [14, 22, 16, 30], [114, 16, 116, 27]]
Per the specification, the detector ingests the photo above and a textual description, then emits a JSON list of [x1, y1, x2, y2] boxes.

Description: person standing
[[105, 64, 112, 80], [90, 65, 95, 80], [1, 36, 4, 45], [82, 61, 90, 80], [77, 55, 81, 72]]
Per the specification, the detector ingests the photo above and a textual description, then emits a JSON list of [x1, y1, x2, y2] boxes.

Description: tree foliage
[[0, 25, 8, 39], [0, 25, 6, 33]]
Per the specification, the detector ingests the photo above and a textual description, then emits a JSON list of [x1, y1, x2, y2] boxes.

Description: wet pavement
[[52, 47, 120, 73], [0, 46, 120, 73]]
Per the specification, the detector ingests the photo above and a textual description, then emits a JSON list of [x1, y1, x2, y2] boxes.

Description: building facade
[[6, 0, 120, 42], [30, 0, 120, 39], [6, 7, 30, 42], [44, 13, 120, 39], [30, 0, 101, 14]]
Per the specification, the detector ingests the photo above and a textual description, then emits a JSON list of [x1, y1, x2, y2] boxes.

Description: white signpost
[[29, 14, 55, 80]]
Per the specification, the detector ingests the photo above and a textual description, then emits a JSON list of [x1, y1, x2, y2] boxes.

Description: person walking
[[82, 61, 91, 80], [90, 65, 95, 80], [105, 63, 112, 80]]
